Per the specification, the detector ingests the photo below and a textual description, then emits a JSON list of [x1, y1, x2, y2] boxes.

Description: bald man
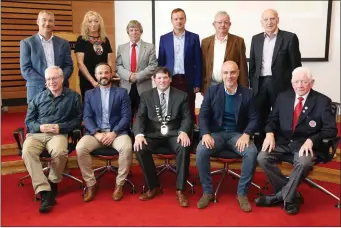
[[249, 9, 301, 143], [196, 61, 259, 212]]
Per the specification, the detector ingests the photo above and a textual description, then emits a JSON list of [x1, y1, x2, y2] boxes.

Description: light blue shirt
[[173, 31, 185, 75], [100, 87, 111, 130]]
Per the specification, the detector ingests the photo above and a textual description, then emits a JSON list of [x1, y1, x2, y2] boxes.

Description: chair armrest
[[13, 127, 25, 152], [322, 136, 341, 160]]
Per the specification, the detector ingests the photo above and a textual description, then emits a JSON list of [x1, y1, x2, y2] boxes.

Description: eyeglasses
[[292, 80, 310, 85], [214, 21, 230, 25], [46, 76, 61, 82]]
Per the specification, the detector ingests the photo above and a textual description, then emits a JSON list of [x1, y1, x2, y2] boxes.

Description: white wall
[[115, 1, 340, 103]]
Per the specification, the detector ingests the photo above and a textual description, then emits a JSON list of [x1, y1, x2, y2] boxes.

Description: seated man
[[256, 67, 337, 215], [133, 66, 193, 207], [22, 66, 82, 213], [196, 61, 258, 212], [76, 63, 133, 202]]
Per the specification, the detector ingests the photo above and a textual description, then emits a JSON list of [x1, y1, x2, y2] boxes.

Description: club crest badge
[[309, 120, 316, 128]]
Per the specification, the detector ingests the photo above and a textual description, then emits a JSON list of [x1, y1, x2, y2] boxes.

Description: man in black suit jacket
[[196, 61, 259, 212], [255, 67, 337, 215], [249, 9, 302, 142], [133, 67, 193, 207]]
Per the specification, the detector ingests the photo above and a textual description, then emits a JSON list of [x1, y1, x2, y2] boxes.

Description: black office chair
[[89, 147, 136, 194], [13, 127, 84, 200], [262, 102, 341, 208]]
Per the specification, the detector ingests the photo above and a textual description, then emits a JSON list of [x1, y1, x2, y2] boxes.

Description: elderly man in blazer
[[256, 67, 337, 215], [116, 20, 158, 119], [20, 10, 73, 103], [201, 11, 248, 94], [133, 66, 193, 207], [196, 61, 258, 212], [249, 9, 302, 142], [76, 63, 133, 203], [158, 8, 202, 119]]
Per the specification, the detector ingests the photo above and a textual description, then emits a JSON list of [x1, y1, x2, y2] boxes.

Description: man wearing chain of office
[[133, 66, 193, 207]]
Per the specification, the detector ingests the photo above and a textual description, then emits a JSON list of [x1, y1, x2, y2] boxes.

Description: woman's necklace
[[89, 36, 103, 55]]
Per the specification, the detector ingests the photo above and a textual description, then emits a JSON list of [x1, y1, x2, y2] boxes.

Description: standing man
[[20, 10, 73, 103], [22, 66, 82, 213], [76, 63, 133, 202], [133, 67, 193, 207], [116, 20, 158, 119], [158, 8, 202, 119], [201, 11, 248, 94], [196, 61, 258, 212], [249, 9, 301, 140], [256, 67, 337, 215]]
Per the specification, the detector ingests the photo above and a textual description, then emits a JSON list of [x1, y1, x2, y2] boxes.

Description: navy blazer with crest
[[83, 85, 131, 136], [199, 83, 259, 137], [265, 89, 337, 154]]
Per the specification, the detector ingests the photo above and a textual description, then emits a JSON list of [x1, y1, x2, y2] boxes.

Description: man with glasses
[[201, 11, 248, 94], [249, 9, 302, 144], [22, 66, 82, 213], [20, 10, 73, 103], [256, 67, 337, 215]]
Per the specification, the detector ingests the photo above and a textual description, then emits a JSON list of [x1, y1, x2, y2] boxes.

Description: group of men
[[20, 8, 337, 216]]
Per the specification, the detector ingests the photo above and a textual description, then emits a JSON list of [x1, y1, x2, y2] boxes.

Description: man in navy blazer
[[76, 63, 133, 203], [158, 8, 202, 119], [20, 10, 73, 103], [256, 67, 337, 215], [196, 61, 259, 212]]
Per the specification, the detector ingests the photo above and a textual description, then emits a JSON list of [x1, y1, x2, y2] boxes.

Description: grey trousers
[[257, 145, 315, 203]]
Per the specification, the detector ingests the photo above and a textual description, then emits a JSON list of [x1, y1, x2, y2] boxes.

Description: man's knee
[[296, 156, 314, 171], [243, 143, 258, 159], [196, 142, 211, 160], [50, 147, 68, 159], [257, 151, 271, 166], [22, 138, 44, 158]]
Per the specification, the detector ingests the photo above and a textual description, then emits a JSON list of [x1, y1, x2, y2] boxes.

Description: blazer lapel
[[34, 34, 47, 68], [95, 87, 102, 118], [296, 90, 316, 126], [234, 86, 242, 123], [257, 35, 265, 68], [184, 31, 189, 60], [207, 36, 215, 74], [168, 33, 175, 62], [271, 30, 283, 65], [218, 84, 225, 120], [224, 34, 233, 61], [137, 40, 146, 70], [167, 87, 175, 116], [124, 42, 131, 70], [285, 91, 296, 132], [152, 88, 161, 109], [52, 36, 60, 65], [108, 86, 116, 115]]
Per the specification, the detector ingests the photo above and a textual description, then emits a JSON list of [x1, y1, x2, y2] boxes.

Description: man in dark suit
[[201, 11, 248, 94], [249, 9, 301, 141], [196, 61, 259, 212], [158, 8, 202, 119], [20, 10, 73, 103], [255, 67, 337, 215], [133, 67, 193, 207], [76, 63, 132, 202]]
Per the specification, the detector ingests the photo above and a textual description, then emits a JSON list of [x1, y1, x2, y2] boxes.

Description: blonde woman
[[75, 11, 113, 101]]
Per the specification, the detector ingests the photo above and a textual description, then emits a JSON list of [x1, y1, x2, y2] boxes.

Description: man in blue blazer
[[76, 63, 133, 203], [20, 10, 73, 103], [196, 61, 259, 212], [158, 8, 202, 119]]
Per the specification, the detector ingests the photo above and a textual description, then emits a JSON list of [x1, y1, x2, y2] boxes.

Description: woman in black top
[[75, 11, 113, 102]]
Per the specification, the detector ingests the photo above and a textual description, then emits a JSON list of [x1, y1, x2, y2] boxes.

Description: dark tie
[[131, 43, 137, 72], [292, 97, 304, 132], [160, 92, 166, 117]]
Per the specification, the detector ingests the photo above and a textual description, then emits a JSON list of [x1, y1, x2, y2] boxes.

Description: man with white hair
[[22, 66, 82, 213], [255, 67, 337, 215]]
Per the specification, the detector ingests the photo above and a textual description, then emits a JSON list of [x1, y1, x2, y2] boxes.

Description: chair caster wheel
[[336, 203, 340, 209], [214, 199, 218, 203], [262, 186, 268, 191], [131, 188, 136, 194], [18, 182, 24, 187]]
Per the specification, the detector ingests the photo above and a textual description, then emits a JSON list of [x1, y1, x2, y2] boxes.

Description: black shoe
[[48, 180, 57, 205], [284, 202, 300, 215], [255, 194, 283, 207], [39, 191, 54, 213], [294, 192, 304, 205]]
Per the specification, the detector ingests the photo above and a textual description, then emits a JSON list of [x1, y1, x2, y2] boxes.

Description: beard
[[99, 77, 110, 86]]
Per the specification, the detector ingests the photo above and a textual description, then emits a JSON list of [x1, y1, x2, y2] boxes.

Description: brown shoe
[[139, 187, 162, 201], [112, 185, 124, 201], [237, 195, 252, 212], [176, 190, 190, 207], [83, 183, 98, 202]]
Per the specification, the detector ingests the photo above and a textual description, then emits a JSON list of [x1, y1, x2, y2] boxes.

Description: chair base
[[142, 159, 195, 194], [93, 160, 136, 194]]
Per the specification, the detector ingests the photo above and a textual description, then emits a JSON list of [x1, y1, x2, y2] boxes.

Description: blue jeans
[[27, 85, 45, 103], [196, 131, 258, 196]]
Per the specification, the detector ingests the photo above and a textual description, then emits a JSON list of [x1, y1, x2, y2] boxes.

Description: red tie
[[292, 97, 304, 132], [131, 43, 137, 72]]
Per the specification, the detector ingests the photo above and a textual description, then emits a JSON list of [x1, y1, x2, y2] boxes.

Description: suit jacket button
[[290, 140, 293, 142]]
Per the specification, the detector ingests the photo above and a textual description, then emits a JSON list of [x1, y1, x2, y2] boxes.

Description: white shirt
[[260, 30, 278, 76], [39, 33, 55, 67], [157, 87, 170, 114], [129, 39, 142, 68], [212, 35, 228, 83], [173, 31, 185, 75], [224, 85, 237, 95], [294, 91, 310, 109]]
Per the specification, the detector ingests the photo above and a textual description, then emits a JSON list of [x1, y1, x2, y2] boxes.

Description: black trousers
[[129, 83, 140, 121], [135, 136, 190, 190]]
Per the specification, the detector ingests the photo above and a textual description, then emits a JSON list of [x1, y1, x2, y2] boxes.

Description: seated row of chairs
[[13, 102, 340, 208]]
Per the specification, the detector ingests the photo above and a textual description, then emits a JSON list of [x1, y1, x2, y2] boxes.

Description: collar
[[224, 85, 238, 95], [215, 34, 228, 42], [38, 33, 54, 42], [157, 87, 170, 98], [130, 39, 142, 47], [100, 86, 111, 92], [264, 28, 278, 38], [295, 90, 310, 102], [173, 30, 186, 38]]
